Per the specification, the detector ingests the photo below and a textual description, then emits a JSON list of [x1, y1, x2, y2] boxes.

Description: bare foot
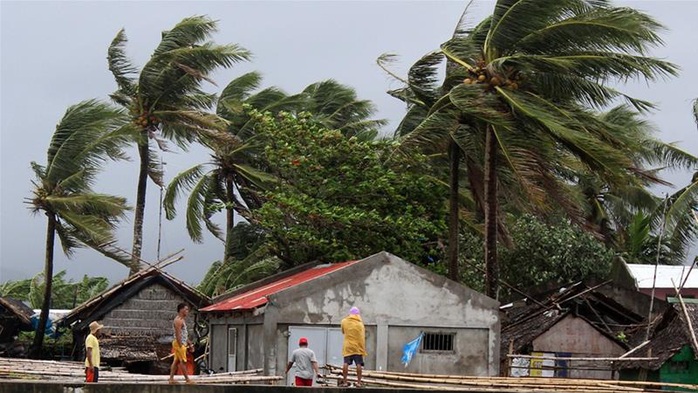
[[168, 379, 178, 385], [185, 379, 195, 384]]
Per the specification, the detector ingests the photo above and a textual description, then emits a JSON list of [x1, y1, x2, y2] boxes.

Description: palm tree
[[107, 16, 251, 273], [575, 105, 698, 259], [392, 1, 677, 298], [164, 72, 286, 265], [655, 100, 698, 263], [27, 100, 129, 355], [297, 80, 386, 140]]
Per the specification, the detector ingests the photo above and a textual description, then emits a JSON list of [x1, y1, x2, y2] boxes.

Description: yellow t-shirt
[[84, 333, 100, 368], [341, 315, 367, 356]]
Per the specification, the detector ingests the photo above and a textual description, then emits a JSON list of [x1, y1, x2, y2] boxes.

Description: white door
[[286, 327, 345, 385], [287, 327, 326, 385], [227, 328, 237, 372], [327, 328, 344, 368]]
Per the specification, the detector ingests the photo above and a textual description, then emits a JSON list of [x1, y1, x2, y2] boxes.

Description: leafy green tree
[[106, 16, 251, 273], [397, 0, 676, 297], [165, 74, 385, 276], [499, 215, 614, 298], [457, 215, 614, 300], [28, 100, 129, 356], [251, 110, 447, 268]]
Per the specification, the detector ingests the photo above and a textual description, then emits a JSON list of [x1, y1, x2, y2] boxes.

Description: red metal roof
[[200, 261, 358, 313]]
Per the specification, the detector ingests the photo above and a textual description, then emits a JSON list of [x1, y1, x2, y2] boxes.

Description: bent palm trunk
[[31, 213, 56, 357], [130, 139, 149, 273]]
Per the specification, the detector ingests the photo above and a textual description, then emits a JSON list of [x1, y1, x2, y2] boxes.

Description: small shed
[[0, 297, 34, 344], [200, 252, 500, 381], [501, 281, 654, 379], [59, 266, 210, 372], [618, 300, 698, 385]]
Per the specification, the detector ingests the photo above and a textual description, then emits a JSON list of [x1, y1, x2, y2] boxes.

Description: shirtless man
[[169, 303, 193, 384]]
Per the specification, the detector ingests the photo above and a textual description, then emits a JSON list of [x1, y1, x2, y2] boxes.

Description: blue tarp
[[401, 332, 424, 367]]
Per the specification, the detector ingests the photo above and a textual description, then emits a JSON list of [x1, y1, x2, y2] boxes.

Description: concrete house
[[200, 252, 500, 381]]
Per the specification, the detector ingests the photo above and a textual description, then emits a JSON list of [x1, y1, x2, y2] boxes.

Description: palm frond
[[108, 28, 138, 95], [185, 171, 215, 243], [163, 164, 207, 219], [45, 100, 129, 186]]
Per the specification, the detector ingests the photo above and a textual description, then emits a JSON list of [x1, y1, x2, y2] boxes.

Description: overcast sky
[[1, 1, 697, 287]]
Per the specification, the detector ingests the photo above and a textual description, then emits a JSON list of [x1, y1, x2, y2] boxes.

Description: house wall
[[532, 314, 624, 379], [101, 283, 196, 336], [207, 314, 265, 372], [387, 326, 490, 376], [267, 253, 500, 377], [660, 345, 698, 385]]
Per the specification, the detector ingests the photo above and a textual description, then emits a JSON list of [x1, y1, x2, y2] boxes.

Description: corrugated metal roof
[[626, 263, 698, 289], [200, 261, 358, 313]]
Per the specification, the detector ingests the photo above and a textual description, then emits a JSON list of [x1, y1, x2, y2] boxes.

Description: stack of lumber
[[325, 365, 698, 392], [0, 357, 280, 385]]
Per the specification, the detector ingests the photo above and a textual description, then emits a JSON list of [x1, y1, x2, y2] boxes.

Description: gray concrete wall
[[387, 326, 490, 376]]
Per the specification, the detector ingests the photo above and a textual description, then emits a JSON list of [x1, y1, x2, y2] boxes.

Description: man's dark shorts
[[343, 354, 364, 366]]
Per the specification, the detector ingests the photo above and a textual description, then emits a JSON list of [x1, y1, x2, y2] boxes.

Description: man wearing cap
[[286, 337, 319, 386], [85, 321, 104, 382], [340, 306, 366, 387]]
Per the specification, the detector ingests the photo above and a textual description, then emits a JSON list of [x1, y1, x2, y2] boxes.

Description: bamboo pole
[[671, 278, 698, 352]]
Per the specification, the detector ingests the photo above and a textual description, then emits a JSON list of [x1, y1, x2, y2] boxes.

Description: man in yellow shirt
[[340, 306, 367, 387], [85, 321, 103, 382]]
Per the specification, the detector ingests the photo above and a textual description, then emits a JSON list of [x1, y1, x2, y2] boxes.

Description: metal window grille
[[421, 332, 455, 352]]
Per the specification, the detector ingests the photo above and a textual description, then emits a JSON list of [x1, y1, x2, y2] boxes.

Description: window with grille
[[421, 332, 455, 352]]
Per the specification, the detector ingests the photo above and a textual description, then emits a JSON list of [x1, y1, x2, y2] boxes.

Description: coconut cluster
[[463, 68, 519, 90], [133, 113, 159, 128]]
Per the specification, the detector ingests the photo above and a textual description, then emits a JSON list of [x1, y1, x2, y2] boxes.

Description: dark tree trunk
[[484, 126, 499, 298], [31, 213, 56, 358], [448, 139, 460, 281], [130, 139, 149, 274], [224, 175, 236, 264]]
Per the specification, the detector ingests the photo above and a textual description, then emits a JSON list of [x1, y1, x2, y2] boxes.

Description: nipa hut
[[58, 266, 210, 373], [618, 300, 698, 385], [501, 281, 661, 379], [0, 297, 34, 355]]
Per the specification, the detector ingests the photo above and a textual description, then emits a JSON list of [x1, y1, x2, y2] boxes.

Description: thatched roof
[[501, 281, 646, 360], [618, 302, 698, 370], [59, 266, 210, 331], [0, 297, 34, 328]]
